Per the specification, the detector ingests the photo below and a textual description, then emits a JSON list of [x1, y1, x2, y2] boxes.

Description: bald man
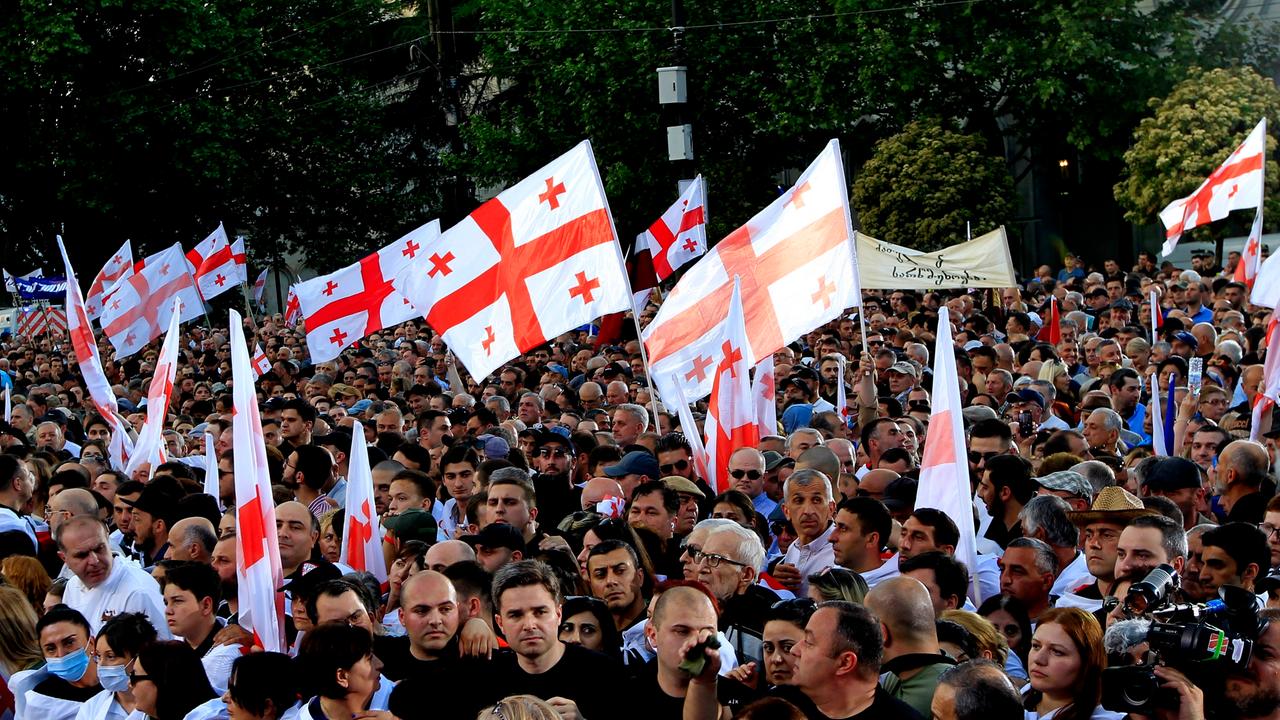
[[854, 469, 899, 502], [864, 576, 952, 716], [169, 517, 218, 563], [423, 540, 476, 572], [397, 571, 462, 671], [1218, 440, 1270, 524], [640, 585, 724, 717], [580, 477, 626, 511], [47, 488, 100, 537]]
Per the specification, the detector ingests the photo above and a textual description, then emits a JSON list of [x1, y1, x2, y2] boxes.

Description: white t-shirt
[[76, 689, 147, 720], [202, 642, 245, 695], [63, 556, 171, 639], [859, 554, 900, 588], [781, 523, 836, 596], [1051, 551, 1096, 598]]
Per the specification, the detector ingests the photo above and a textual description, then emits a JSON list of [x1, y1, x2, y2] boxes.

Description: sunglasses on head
[[729, 469, 762, 481]]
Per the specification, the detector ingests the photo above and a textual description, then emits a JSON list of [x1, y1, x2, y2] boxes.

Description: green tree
[[1114, 66, 1280, 252], [851, 119, 1014, 251]]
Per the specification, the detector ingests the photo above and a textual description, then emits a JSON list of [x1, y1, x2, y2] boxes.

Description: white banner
[[856, 226, 1016, 289]]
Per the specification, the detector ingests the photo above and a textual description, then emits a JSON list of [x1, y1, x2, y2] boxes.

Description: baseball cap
[[475, 434, 511, 460], [1110, 299, 1135, 311], [1087, 287, 1109, 298], [264, 397, 288, 411], [789, 366, 820, 383], [1142, 456, 1202, 493], [533, 428, 573, 453], [662, 476, 705, 499], [1171, 331, 1198, 347], [123, 478, 183, 523], [887, 361, 918, 378], [382, 509, 439, 545], [1035, 470, 1094, 499], [604, 450, 660, 479], [1010, 388, 1046, 409], [460, 522, 526, 555], [349, 399, 373, 415]]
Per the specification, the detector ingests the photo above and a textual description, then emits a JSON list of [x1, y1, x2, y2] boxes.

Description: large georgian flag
[[1160, 118, 1266, 256], [916, 306, 981, 603], [85, 240, 134, 321], [99, 243, 204, 358], [702, 280, 760, 493], [644, 140, 861, 408], [187, 223, 228, 273], [294, 220, 441, 363], [230, 308, 287, 652], [394, 141, 631, 382]]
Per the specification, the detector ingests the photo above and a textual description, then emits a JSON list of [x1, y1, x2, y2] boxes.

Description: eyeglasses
[[691, 550, 748, 569], [660, 459, 690, 474], [967, 450, 1002, 465], [729, 469, 762, 481], [538, 448, 569, 458], [1263, 524, 1280, 539]]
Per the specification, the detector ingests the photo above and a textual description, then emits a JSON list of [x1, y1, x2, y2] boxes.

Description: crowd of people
[[1, 246, 1279, 720]]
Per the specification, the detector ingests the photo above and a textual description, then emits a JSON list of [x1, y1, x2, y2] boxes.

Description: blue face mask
[[46, 647, 90, 682], [97, 663, 129, 692]]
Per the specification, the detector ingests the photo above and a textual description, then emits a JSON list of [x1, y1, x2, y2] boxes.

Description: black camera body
[[1101, 565, 1267, 714]]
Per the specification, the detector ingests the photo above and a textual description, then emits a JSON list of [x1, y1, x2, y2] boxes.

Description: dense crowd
[[1, 246, 1279, 720]]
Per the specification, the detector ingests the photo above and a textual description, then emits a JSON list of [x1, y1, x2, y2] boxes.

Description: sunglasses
[[967, 450, 1003, 465], [660, 459, 689, 474], [729, 469, 762, 481]]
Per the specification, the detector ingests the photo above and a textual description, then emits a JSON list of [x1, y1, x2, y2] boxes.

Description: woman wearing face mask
[[26, 605, 100, 720], [77, 612, 157, 720], [127, 641, 219, 720]]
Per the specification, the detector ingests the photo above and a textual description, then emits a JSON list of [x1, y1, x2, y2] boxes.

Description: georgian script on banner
[[856, 227, 1017, 289], [14, 276, 69, 300]]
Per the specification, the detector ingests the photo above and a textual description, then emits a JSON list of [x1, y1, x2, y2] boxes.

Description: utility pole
[[658, 0, 693, 190]]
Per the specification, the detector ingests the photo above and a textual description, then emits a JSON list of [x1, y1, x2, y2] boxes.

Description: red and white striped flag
[[340, 420, 387, 583], [253, 269, 269, 308], [195, 235, 248, 301], [122, 298, 182, 479], [703, 279, 761, 493], [631, 176, 707, 308], [187, 223, 228, 273], [752, 355, 777, 438], [1160, 118, 1267, 256], [57, 236, 135, 471], [250, 344, 272, 379], [85, 240, 134, 321], [1150, 291, 1169, 455], [834, 355, 852, 426], [916, 305, 980, 603], [1252, 314, 1280, 441], [230, 308, 287, 653]]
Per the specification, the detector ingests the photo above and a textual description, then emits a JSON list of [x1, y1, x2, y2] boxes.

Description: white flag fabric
[[123, 299, 182, 479], [284, 287, 301, 327], [57, 236, 135, 471], [3, 268, 42, 293], [203, 433, 221, 510], [395, 141, 631, 382], [1160, 118, 1267, 256], [230, 308, 287, 653], [667, 373, 711, 484], [855, 228, 1017, 289], [187, 223, 228, 273], [752, 356, 777, 438], [295, 220, 440, 363], [1150, 291, 1169, 456], [253, 268, 269, 307], [99, 243, 203, 358], [1253, 316, 1280, 441], [195, 235, 248, 301], [702, 280, 761, 494], [85, 240, 134, 321], [916, 306, 981, 603], [340, 420, 387, 582], [645, 140, 860, 409]]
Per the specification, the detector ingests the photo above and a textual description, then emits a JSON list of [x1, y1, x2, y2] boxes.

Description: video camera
[[1101, 564, 1267, 714]]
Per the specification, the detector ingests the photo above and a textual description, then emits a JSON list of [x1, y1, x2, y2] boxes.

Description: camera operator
[[1108, 515, 1187, 626], [1224, 608, 1280, 720]]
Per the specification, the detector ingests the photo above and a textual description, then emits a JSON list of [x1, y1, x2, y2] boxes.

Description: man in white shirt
[[0, 454, 38, 555], [772, 469, 837, 595], [57, 516, 170, 638]]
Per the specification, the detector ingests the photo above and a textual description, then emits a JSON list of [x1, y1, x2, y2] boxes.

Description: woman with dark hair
[[978, 594, 1033, 680], [127, 641, 218, 719], [1023, 608, 1119, 719], [223, 652, 299, 720], [558, 595, 622, 658], [710, 490, 757, 529], [77, 612, 157, 720], [295, 623, 393, 719]]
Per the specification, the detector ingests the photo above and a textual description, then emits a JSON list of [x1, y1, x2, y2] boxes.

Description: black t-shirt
[[772, 685, 925, 720], [387, 654, 489, 718], [623, 659, 758, 719], [32, 676, 102, 703]]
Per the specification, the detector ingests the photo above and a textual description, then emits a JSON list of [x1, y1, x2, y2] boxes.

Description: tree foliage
[[851, 119, 1014, 251], [1114, 66, 1280, 243]]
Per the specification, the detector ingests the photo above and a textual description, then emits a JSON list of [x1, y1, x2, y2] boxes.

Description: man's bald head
[[49, 488, 98, 533], [865, 576, 938, 645], [424, 540, 476, 572], [581, 477, 625, 510], [652, 585, 716, 629], [276, 500, 314, 527], [857, 469, 900, 497], [796, 446, 840, 480], [169, 516, 218, 562], [401, 569, 457, 607]]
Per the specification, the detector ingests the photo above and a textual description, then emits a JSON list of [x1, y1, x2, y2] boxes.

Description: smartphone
[[1188, 357, 1203, 393], [1018, 411, 1034, 438]]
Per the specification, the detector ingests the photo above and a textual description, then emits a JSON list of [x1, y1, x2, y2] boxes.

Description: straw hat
[[1066, 486, 1158, 526]]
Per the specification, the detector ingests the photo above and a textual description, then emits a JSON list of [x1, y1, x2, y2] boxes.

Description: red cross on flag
[[195, 234, 249, 301], [57, 236, 135, 471], [632, 175, 707, 308], [340, 419, 387, 583], [250, 344, 272, 379], [394, 141, 631, 382], [916, 305, 981, 603], [123, 297, 183, 479], [187, 223, 228, 273], [295, 220, 441, 363], [752, 355, 777, 438], [703, 279, 760, 493], [644, 140, 860, 408], [99, 243, 204, 358], [229, 308, 287, 652], [283, 286, 301, 327], [85, 240, 134, 321], [1160, 118, 1267, 257]]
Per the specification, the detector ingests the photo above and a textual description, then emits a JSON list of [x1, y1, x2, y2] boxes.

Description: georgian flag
[[341, 420, 387, 583], [1160, 118, 1266, 256], [122, 299, 183, 479], [702, 279, 760, 494], [753, 356, 777, 438], [195, 235, 249, 301], [85, 240, 134, 321]]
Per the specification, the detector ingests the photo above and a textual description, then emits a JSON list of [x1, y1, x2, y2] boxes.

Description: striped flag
[[341, 420, 387, 583], [752, 355, 778, 438]]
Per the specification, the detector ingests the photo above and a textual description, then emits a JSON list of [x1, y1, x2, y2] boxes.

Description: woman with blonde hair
[[1023, 607, 1120, 720], [939, 609, 1022, 681], [476, 695, 562, 720], [3, 555, 52, 615], [0, 584, 45, 716], [806, 567, 868, 604]]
